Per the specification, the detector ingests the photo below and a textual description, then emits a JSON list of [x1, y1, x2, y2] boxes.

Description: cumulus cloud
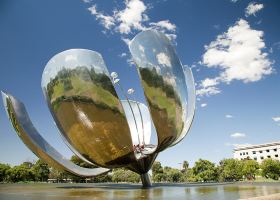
[[85, 0, 177, 43], [201, 78, 219, 88], [88, 5, 115, 29], [225, 114, 233, 118], [272, 117, 280, 122], [245, 2, 264, 17], [203, 19, 272, 83], [150, 20, 176, 32], [196, 86, 221, 97], [230, 132, 246, 138], [157, 52, 171, 67], [200, 103, 207, 108], [198, 19, 273, 97], [116, 0, 148, 34]]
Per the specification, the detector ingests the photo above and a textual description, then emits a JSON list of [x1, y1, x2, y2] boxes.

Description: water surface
[[0, 182, 280, 200]]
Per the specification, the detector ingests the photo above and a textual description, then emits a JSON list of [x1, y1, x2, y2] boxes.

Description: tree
[[192, 159, 218, 182], [7, 165, 34, 182], [0, 163, 11, 182], [69, 155, 111, 183], [182, 161, 189, 172], [112, 168, 140, 183], [48, 167, 69, 182], [242, 159, 259, 180], [261, 159, 280, 180], [219, 159, 243, 181], [165, 168, 184, 182], [32, 159, 50, 182], [184, 168, 197, 182], [152, 161, 164, 182]]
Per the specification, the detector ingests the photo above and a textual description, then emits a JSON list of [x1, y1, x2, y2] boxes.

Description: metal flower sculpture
[[2, 30, 195, 187]]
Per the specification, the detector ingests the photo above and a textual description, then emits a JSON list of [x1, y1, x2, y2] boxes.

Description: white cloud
[[150, 20, 176, 32], [85, 1, 177, 43], [230, 132, 246, 138], [139, 44, 145, 53], [82, 0, 92, 3], [119, 53, 127, 57], [225, 114, 233, 118], [196, 86, 221, 97], [201, 78, 219, 88], [245, 2, 264, 17], [199, 19, 273, 97], [233, 143, 251, 148], [272, 117, 280, 122], [203, 19, 272, 83], [65, 55, 77, 62], [157, 52, 171, 67], [126, 57, 134, 66], [121, 37, 131, 46], [88, 5, 115, 29], [225, 143, 251, 148], [116, 0, 148, 34], [200, 103, 207, 108]]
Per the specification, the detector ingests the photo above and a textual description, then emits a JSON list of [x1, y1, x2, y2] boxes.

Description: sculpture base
[[140, 173, 152, 187]]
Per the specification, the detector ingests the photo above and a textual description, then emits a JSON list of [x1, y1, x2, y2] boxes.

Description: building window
[[243, 152, 245, 155], [253, 151, 256, 154], [240, 153, 242, 156], [261, 156, 264, 160], [246, 152, 248, 155], [259, 151, 263, 153], [274, 149, 277, 152], [254, 157, 257, 160], [266, 150, 270, 152], [275, 155, 278, 158], [268, 155, 271, 158]]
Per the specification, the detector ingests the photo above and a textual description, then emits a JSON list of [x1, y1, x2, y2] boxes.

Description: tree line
[[1, 157, 280, 183]]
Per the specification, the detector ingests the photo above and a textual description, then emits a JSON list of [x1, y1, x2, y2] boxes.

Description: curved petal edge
[[1, 91, 110, 177]]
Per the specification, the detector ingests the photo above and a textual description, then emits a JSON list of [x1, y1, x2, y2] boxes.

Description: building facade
[[233, 142, 280, 163]]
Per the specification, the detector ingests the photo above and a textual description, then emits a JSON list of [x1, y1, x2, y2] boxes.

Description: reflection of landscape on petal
[[45, 66, 134, 168], [139, 67, 183, 151]]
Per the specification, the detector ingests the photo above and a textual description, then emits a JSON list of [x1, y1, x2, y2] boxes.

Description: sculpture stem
[[140, 173, 152, 187]]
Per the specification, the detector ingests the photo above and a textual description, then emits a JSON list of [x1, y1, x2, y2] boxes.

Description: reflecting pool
[[0, 182, 280, 200]]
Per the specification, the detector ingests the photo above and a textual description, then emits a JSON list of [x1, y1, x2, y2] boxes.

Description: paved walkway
[[241, 193, 280, 200]]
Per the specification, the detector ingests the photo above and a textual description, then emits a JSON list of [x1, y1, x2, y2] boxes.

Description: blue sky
[[0, 0, 279, 168]]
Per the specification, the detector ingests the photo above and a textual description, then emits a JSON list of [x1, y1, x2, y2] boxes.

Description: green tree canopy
[[192, 159, 218, 182], [242, 159, 259, 180], [31, 159, 50, 182], [0, 163, 11, 182], [182, 161, 189, 172], [112, 168, 140, 183], [219, 159, 243, 181], [261, 159, 280, 180], [7, 165, 34, 182]]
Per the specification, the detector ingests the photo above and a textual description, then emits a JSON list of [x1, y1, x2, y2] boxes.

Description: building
[[233, 142, 280, 163]]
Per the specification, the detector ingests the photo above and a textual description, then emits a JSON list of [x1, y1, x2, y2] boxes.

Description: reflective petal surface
[[1, 92, 109, 177], [42, 49, 135, 168], [129, 30, 195, 152]]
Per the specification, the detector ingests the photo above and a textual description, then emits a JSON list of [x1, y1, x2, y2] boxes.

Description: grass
[[142, 81, 183, 132], [51, 76, 120, 109]]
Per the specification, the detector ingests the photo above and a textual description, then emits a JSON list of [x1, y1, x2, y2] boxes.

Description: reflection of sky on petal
[[129, 30, 189, 143], [41, 49, 107, 88], [121, 100, 152, 146]]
